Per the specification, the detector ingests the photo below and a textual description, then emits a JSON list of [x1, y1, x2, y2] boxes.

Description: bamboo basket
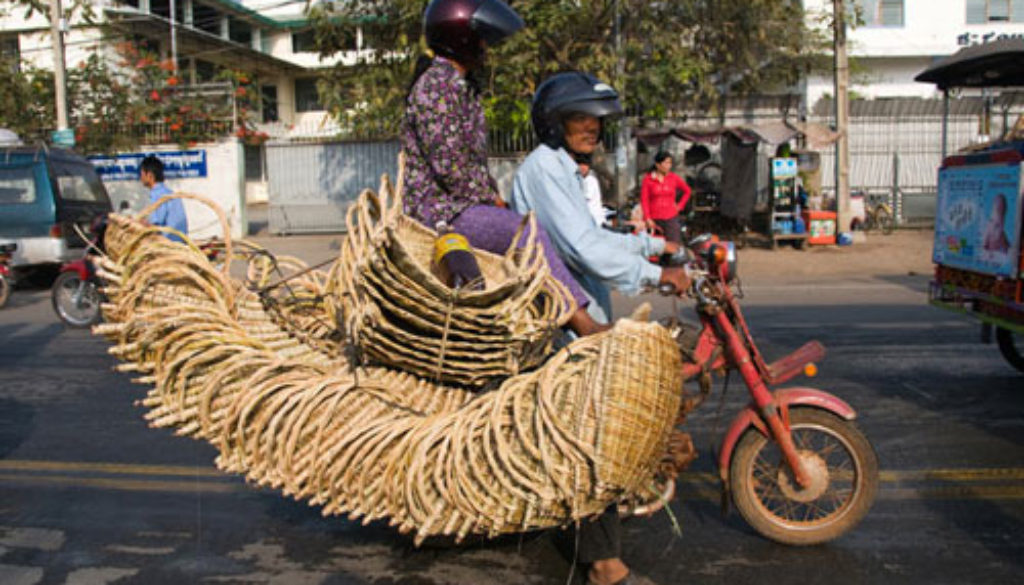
[[326, 164, 576, 388], [93, 185, 685, 544]]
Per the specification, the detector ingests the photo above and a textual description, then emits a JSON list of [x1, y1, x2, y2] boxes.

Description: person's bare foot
[[567, 307, 611, 337], [587, 558, 629, 585]]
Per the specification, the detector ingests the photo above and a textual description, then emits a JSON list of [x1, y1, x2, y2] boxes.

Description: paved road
[[1, 247, 1021, 585]]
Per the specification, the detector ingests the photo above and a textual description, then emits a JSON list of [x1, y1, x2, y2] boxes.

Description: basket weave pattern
[[327, 175, 577, 387], [93, 190, 684, 543]]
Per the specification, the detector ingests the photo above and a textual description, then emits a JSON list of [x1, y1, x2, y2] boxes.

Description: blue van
[[0, 146, 113, 271]]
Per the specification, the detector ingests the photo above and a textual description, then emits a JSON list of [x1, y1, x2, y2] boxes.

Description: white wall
[[803, 0, 1024, 106], [806, 0, 1024, 57], [100, 139, 247, 240], [1, 8, 109, 72]]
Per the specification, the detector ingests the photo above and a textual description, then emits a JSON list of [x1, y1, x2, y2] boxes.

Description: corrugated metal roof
[[812, 94, 1024, 118]]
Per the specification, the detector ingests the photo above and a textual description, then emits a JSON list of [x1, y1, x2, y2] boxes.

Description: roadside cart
[[633, 124, 838, 250], [915, 39, 1024, 372]]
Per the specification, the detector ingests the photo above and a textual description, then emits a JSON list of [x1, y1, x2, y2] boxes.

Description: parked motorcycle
[[658, 234, 878, 544], [0, 242, 16, 308], [52, 214, 223, 327], [52, 216, 108, 327]]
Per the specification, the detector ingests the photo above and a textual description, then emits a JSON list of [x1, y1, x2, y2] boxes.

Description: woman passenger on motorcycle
[[401, 0, 608, 336], [640, 151, 691, 245]]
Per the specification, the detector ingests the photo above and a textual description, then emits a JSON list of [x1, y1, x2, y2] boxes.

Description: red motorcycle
[[656, 234, 878, 544], [0, 242, 16, 309], [52, 216, 108, 327], [51, 215, 223, 327]]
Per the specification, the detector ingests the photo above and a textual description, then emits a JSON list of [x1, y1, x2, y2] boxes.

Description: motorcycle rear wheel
[[0, 274, 9, 308], [730, 407, 878, 545], [996, 327, 1024, 373], [52, 272, 102, 328], [876, 208, 895, 235]]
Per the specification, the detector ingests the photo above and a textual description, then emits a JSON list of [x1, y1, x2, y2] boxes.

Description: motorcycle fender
[[60, 259, 91, 281], [717, 387, 857, 481]]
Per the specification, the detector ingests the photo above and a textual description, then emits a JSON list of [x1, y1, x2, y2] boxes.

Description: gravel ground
[[246, 220, 938, 285], [736, 230, 935, 282]]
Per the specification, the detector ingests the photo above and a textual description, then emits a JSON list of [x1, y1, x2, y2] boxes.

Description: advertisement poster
[[88, 150, 207, 181], [934, 162, 1023, 278]]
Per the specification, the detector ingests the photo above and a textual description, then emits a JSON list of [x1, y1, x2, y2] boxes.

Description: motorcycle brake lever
[[692, 276, 717, 306]]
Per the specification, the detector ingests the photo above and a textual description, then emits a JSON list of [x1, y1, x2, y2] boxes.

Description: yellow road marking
[[0, 459, 224, 478], [880, 485, 1024, 501], [0, 473, 241, 494], [4, 460, 1022, 484], [1, 461, 1023, 501], [881, 468, 1024, 482]]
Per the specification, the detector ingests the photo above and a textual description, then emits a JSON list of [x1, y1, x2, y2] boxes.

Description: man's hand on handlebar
[[658, 266, 691, 296], [663, 241, 680, 255]]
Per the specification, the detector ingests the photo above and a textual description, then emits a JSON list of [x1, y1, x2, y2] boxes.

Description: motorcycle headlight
[[707, 241, 738, 282]]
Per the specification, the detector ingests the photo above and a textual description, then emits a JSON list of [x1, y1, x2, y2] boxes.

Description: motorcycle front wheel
[[876, 208, 896, 235], [996, 327, 1024, 373], [730, 407, 878, 545], [52, 272, 102, 327]]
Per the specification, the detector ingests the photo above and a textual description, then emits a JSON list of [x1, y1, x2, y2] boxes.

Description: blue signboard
[[771, 157, 798, 179], [88, 150, 207, 181], [51, 128, 75, 148], [934, 162, 1023, 278]]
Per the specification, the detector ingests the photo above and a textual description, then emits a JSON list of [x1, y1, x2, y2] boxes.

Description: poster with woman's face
[[934, 162, 1022, 278]]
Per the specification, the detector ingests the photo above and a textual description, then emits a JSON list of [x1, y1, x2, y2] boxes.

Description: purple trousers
[[451, 205, 589, 309]]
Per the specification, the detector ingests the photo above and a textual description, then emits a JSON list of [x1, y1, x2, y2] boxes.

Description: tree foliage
[[309, 0, 828, 135], [0, 42, 263, 153]]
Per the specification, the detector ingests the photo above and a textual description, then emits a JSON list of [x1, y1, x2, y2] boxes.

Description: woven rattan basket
[[93, 188, 686, 544], [327, 167, 576, 388]]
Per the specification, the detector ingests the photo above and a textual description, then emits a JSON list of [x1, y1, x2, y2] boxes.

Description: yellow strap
[[433, 233, 472, 265]]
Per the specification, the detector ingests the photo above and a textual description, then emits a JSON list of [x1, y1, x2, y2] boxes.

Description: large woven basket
[[92, 189, 685, 544], [327, 168, 576, 388]]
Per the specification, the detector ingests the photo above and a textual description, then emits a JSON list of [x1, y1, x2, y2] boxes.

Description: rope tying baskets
[[326, 168, 576, 388], [93, 190, 685, 544]]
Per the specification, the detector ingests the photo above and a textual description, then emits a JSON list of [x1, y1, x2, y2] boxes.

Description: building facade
[[0, 0, 356, 137], [804, 0, 1024, 106]]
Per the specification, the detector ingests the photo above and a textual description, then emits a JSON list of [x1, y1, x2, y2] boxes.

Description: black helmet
[[531, 72, 623, 148], [424, 0, 524, 69]]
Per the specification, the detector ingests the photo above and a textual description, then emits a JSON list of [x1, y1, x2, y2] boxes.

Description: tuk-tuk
[[915, 38, 1024, 372]]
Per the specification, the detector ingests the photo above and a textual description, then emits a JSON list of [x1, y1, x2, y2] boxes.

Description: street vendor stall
[[915, 38, 1024, 372], [633, 121, 838, 249]]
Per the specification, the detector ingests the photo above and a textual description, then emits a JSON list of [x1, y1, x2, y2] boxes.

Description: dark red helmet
[[424, 0, 524, 69]]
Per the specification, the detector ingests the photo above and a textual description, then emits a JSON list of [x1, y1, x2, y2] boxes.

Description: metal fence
[[265, 140, 401, 234], [812, 95, 1024, 227], [262, 95, 1024, 233]]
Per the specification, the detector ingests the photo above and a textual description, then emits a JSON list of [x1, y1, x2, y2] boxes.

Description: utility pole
[[613, 0, 627, 206], [170, 0, 178, 69], [833, 0, 851, 233], [49, 0, 69, 131]]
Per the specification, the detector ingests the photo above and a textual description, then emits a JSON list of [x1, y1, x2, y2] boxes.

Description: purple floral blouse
[[401, 57, 497, 228]]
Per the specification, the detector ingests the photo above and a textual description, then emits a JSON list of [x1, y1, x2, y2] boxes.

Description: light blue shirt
[[510, 144, 664, 322], [148, 183, 188, 243]]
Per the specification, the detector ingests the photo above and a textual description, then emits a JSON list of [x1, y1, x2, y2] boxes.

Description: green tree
[[0, 59, 54, 141], [309, 0, 828, 135], [0, 40, 262, 153]]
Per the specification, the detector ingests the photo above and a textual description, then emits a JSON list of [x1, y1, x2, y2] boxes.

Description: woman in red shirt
[[640, 151, 692, 244]]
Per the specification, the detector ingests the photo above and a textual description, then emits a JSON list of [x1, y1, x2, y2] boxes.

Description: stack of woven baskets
[[328, 172, 576, 388], [90, 174, 687, 544]]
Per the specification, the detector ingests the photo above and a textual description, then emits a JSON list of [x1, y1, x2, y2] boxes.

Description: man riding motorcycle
[[510, 71, 687, 585]]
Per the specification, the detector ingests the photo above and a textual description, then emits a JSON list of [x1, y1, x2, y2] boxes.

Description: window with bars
[[294, 78, 323, 113], [856, 0, 904, 27], [966, 0, 1024, 23], [1, 36, 19, 74]]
